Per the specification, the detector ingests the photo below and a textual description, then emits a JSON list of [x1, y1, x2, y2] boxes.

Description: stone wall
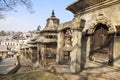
[[78, 3, 120, 68], [80, 3, 120, 32], [114, 35, 120, 67]]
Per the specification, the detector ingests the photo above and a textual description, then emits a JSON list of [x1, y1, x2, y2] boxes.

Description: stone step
[[85, 59, 120, 80]]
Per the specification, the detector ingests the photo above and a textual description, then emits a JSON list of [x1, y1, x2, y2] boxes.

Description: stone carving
[[71, 17, 81, 29], [87, 11, 115, 34], [63, 29, 73, 51]]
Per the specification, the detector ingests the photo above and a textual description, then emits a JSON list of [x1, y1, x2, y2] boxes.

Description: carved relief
[[87, 11, 115, 34], [89, 23, 114, 65], [63, 29, 73, 51]]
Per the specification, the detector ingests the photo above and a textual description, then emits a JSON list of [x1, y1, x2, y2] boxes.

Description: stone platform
[[49, 60, 120, 80]]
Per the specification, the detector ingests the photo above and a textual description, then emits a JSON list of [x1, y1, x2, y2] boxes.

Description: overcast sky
[[0, 0, 75, 32]]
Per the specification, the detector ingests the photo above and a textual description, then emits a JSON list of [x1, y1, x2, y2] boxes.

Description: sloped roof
[[41, 10, 59, 32], [37, 37, 57, 43], [66, 0, 119, 14]]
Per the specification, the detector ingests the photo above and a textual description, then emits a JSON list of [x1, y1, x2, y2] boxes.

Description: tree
[[0, 0, 32, 19], [0, 30, 6, 36]]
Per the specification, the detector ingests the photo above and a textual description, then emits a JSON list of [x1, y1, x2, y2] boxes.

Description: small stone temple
[[20, 30, 39, 62], [57, 0, 120, 73], [26, 29, 40, 62], [37, 11, 59, 67]]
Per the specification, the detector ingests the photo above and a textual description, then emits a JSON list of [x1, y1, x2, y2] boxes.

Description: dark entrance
[[63, 51, 71, 64], [89, 23, 114, 66]]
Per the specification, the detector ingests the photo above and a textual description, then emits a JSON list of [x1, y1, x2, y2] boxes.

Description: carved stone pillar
[[114, 27, 120, 67], [29, 48, 33, 61], [41, 44, 46, 66], [56, 31, 64, 64], [24, 48, 27, 58], [70, 29, 82, 73], [36, 43, 40, 64], [70, 18, 85, 73]]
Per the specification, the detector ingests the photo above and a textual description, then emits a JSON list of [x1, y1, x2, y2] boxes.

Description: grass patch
[[0, 70, 65, 80]]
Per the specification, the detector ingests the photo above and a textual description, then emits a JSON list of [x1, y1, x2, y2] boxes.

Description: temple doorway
[[63, 51, 71, 64], [89, 23, 114, 65]]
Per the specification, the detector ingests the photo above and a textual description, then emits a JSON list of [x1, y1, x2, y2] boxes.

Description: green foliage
[[0, 30, 6, 36]]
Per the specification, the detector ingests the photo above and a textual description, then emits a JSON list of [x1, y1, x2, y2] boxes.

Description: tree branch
[[3, 0, 13, 9]]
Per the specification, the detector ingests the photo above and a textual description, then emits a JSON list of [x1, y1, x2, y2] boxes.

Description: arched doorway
[[89, 23, 114, 66]]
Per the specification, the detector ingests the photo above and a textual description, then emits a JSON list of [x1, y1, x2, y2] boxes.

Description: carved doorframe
[[86, 13, 115, 66], [89, 23, 114, 65]]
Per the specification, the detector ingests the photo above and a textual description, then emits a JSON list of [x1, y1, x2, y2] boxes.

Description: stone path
[[49, 60, 120, 80], [16, 55, 120, 80], [82, 60, 120, 80], [0, 57, 17, 74]]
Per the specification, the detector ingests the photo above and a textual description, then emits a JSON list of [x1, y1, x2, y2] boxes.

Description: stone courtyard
[[1, 0, 120, 80], [19, 0, 120, 78]]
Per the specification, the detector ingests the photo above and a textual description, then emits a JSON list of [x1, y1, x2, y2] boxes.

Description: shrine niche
[[88, 23, 114, 66], [87, 12, 115, 35], [85, 12, 116, 65], [62, 28, 73, 64]]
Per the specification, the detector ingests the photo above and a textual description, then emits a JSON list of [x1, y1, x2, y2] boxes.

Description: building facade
[[20, 0, 120, 73], [37, 10, 59, 67], [57, 0, 120, 73], [20, 11, 59, 67]]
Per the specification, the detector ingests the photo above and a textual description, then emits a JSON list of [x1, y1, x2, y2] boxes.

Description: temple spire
[[37, 25, 41, 31], [51, 10, 55, 17]]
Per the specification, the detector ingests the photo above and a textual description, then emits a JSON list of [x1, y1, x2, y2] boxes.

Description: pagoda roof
[[66, 0, 120, 14], [37, 36, 57, 43], [21, 44, 37, 49], [27, 40, 37, 44]]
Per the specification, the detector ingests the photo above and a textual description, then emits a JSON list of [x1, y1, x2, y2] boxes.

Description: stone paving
[[0, 57, 17, 74], [16, 55, 120, 80], [82, 60, 120, 80], [49, 60, 120, 80]]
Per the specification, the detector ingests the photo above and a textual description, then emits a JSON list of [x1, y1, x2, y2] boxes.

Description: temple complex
[[20, 0, 120, 74], [36, 10, 59, 67], [57, 0, 120, 73]]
